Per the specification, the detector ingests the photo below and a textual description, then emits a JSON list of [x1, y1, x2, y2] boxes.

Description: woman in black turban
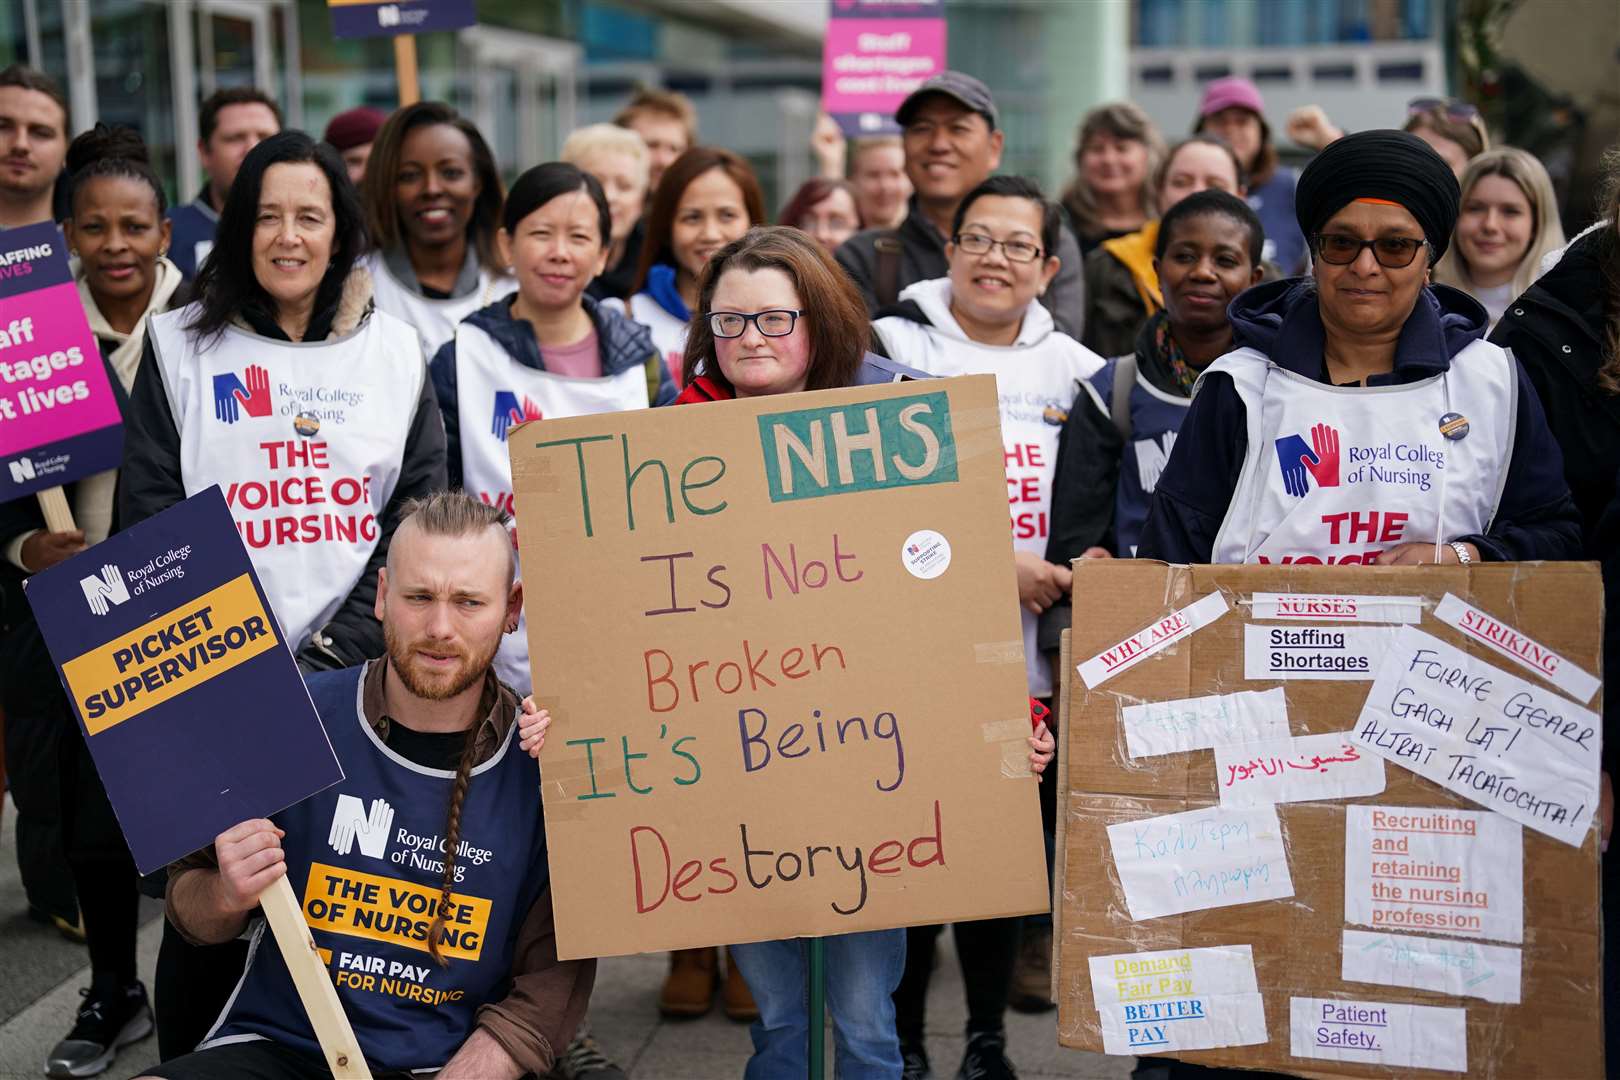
[[1134, 129, 1581, 568]]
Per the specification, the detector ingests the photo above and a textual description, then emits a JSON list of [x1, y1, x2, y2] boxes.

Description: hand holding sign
[[215, 818, 289, 916]]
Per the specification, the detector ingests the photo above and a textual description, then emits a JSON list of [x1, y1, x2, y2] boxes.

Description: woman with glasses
[[1135, 129, 1579, 568], [871, 176, 1081, 1080]]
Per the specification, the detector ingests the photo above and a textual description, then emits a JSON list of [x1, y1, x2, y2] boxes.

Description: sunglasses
[[1312, 233, 1430, 269], [1407, 96, 1480, 123]]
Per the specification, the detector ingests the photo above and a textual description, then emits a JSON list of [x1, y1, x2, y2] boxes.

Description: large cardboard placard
[[1055, 562, 1602, 1079], [26, 486, 343, 874], [0, 221, 123, 503], [512, 374, 1047, 960]]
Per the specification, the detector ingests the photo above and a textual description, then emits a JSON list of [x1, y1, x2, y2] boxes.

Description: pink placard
[[822, 3, 946, 134]]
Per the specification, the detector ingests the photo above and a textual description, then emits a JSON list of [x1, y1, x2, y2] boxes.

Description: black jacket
[[1137, 278, 1584, 564], [429, 292, 676, 488], [836, 196, 1086, 339], [1488, 226, 1620, 555], [119, 286, 447, 672]]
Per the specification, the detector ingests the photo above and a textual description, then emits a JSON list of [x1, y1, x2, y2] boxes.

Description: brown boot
[[658, 947, 718, 1018], [722, 947, 759, 1022]]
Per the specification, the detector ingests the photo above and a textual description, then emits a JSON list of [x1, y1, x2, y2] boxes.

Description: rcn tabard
[[27, 487, 343, 874], [512, 374, 1049, 960], [0, 221, 123, 502]]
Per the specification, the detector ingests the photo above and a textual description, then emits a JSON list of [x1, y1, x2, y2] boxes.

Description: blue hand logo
[[1274, 433, 1320, 498], [213, 372, 246, 424], [490, 391, 542, 442]]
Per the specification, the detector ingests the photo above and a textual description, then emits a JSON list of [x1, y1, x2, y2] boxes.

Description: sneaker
[[956, 1029, 1017, 1080], [1008, 925, 1055, 1013], [901, 1041, 932, 1080], [552, 1023, 627, 1080], [44, 982, 153, 1079]]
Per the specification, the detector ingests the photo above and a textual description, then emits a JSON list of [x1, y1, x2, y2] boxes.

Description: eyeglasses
[[708, 309, 803, 338], [952, 232, 1044, 264], [1312, 233, 1430, 269], [1407, 96, 1480, 123]]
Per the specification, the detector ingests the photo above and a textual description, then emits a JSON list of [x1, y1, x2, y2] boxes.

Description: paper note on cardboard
[[1289, 996, 1466, 1071], [1089, 945, 1268, 1056], [1343, 805, 1523, 944], [1252, 593, 1423, 623], [1121, 688, 1290, 759], [1352, 625, 1600, 846], [1214, 731, 1384, 807], [1078, 591, 1229, 689], [1433, 593, 1600, 704], [1107, 804, 1294, 920], [1341, 929, 1522, 1005], [1243, 624, 1397, 681]]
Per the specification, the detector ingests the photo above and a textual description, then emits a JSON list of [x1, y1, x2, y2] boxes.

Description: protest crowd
[[0, 18, 1618, 1080]]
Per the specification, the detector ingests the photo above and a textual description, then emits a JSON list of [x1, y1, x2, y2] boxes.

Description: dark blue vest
[[1090, 355, 1191, 556], [205, 664, 549, 1072]]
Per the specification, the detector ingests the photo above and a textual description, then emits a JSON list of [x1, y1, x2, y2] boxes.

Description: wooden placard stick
[[394, 34, 421, 107], [258, 874, 373, 1079], [37, 486, 75, 533]]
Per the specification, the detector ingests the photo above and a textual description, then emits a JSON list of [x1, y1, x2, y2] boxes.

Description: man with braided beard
[[137, 492, 589, 1080]]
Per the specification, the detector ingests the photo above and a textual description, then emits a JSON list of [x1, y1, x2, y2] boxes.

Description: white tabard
[[1208, 339, 1516, 565], [147, 305, 425, 651], [454, 319, 653, 693], [366, 252, 516, 360], [604, 291, 688, 386]]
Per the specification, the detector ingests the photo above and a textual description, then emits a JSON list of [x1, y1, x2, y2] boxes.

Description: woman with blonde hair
[[1060, 102, 1165, 255], [562, 122, 651, 301], [1435, 147, 1565, 328]]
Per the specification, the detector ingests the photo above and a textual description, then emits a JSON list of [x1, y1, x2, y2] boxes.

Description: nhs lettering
[[757, 391, 957, 503]]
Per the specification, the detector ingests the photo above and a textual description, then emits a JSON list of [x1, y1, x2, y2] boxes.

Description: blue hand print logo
[[1274, 423, 1341, 497], [212, 365, 273, 424], [490, 391, 543, 442]]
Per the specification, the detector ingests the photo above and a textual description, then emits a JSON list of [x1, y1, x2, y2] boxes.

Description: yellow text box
[[302, 861, 492, 963], [62, 573, 279, 735]]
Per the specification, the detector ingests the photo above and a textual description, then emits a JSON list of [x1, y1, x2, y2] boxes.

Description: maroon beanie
[[323, 106, 387, 152]]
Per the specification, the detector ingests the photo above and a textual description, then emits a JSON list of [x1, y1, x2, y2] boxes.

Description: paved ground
[[1, 794, 1133, 1079]]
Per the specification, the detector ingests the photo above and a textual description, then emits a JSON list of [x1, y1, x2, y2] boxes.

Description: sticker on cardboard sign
[[1121, 688, 1290, 759], [1089, 945, 1268, 1056], [1215, 731, 1385, 807], [1107, 804, 1294, 920], [900, 529, 951, 579], [1289, 996, 1466, 1071], [1433, 592, 1600, 704], [1243, 624, 1397, 681], [1251, 592, 1422, 624], [1352, 625, 1599, 847], [1343, 805, 1523, 944], [1341, 929, 1522, 1005], [1078, 591, 1229, 689]]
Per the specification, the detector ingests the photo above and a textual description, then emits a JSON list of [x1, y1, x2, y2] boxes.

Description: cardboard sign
[[0, 221, 123, 503], [327, 0, 475, 38], [512, 375, 1047, 960], [26, 486, 343, 874], [1055, 561, 1602, 1079], [822, 0, 946, 136]]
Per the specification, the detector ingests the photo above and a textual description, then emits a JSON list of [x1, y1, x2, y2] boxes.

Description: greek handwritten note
[[1289, 997, 1466, 1071], [1213, 731, 1384, 807], [1352, 625, 1600, 846], [1121, 688, 1290, 759], [1107, 805, 1294, 920], [1341, 929, 1522, 1005], [1088, 945, 1267, 1056], [1343, 806, 1523, 944]]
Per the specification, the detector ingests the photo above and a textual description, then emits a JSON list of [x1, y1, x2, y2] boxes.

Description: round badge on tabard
[[1438, 412, 1470, 441]]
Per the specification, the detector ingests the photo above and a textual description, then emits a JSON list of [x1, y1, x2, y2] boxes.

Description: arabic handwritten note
[[1213, 730, 1385, 807]]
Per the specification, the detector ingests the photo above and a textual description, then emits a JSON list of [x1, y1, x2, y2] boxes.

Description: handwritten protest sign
[[822, 0, 946, 136], [1055, 561, 1602, 1078], [512, 375, 1047, 959], [0, 221, 122, 503], [26, 486, 342, 874]]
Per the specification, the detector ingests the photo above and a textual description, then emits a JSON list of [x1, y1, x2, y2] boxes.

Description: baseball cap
[[895, 70, 999, 130], [1198, 77, 1265, 118]]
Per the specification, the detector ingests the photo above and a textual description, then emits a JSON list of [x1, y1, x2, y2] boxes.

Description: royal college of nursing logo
[[1274, 423, 1341, 497], [328, 794, 395, 860], [490, 391, 543, 442], [79, 563, 129, 616], [212, 364, 275, 424]]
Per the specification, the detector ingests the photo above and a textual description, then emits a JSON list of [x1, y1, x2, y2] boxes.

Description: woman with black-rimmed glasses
[[1135, 129, 1579, 568]]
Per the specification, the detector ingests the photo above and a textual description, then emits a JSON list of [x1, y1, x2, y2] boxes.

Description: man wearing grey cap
[[836, 71, 1085, 338]]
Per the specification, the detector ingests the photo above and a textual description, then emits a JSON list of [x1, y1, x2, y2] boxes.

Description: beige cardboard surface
[[511, 374, 1047, 960], [1056, 562, 1603, 1078]]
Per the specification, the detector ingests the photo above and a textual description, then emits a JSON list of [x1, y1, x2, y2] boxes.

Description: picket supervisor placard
[[0, 220, 123, 503], [1055, 560, 1603, 1079], [26, 486, 343, 874], [512, 374, 1048, 960]]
